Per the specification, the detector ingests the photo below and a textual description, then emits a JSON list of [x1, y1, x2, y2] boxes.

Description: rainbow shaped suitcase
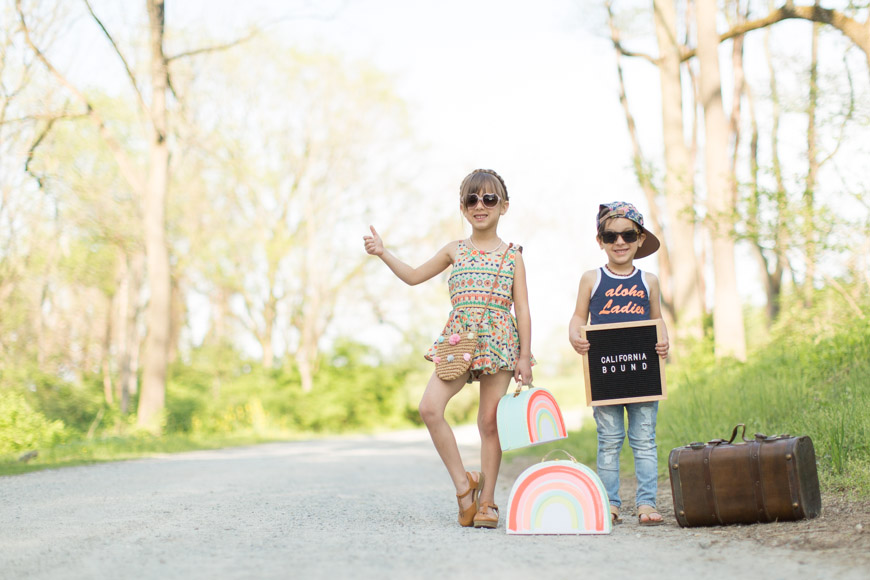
[[506, 451, 612, 535], [496, 384, 568, 451]]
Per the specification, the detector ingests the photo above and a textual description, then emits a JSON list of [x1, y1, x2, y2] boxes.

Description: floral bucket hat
[[596, 201, 661, 259]]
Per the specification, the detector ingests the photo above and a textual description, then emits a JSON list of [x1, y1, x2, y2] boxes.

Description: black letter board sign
[[581, 320, 666, 406]]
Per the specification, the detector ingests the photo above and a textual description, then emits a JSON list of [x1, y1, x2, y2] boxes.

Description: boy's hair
[[460, 169, 509, 202], [596, 206, 636, 236]]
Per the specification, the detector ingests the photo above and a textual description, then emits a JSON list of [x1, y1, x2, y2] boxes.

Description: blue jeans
[[593, 402, 659, 509]]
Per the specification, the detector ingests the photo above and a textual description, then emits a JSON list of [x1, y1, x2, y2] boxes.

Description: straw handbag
[[434, 244, 512, 381]]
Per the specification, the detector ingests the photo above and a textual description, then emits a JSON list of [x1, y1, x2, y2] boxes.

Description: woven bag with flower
[[433, 243, 512, 382], [434, 331, 478, 381]]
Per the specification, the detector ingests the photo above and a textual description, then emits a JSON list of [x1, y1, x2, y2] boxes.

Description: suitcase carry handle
[[721, 424, 790, 444], [541, 449, 578, 463], [729, 423, 748, 443], [687, 424, 794, 449], [510, 382, 538, 398], [697, 423, 748, 447]]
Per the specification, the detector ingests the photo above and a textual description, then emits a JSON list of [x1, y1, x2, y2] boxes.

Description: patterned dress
[[424, 240, 534, 379]]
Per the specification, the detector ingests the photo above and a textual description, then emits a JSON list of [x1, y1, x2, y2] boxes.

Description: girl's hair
[[459, 169, 509, 202]]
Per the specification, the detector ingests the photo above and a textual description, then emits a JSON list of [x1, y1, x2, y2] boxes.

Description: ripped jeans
[[593, 402, 659, 509]]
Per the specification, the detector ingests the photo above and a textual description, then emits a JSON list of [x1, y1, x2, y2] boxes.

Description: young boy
[[568, 202, 670, 526]]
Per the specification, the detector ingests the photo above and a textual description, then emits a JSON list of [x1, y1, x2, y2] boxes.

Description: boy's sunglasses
[[601, 229, 640, 244], [464, 193, 501, 209]]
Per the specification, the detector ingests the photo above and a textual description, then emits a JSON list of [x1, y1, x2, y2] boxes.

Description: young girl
[[363, 169, 533, 529], [568, 201, 670, 526]]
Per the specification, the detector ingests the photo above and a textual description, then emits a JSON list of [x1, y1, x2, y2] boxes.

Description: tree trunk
[[696, 0, 746, 360], [137, 0, 171, 432], [744, 79, 781, 324], [116, 251, 142, 415], [607, 3, 675, 334], [765, 26, 788, 318], [804, 15, 820, 307], [653, 0, 705, 342], [262, 296, 276, 369], [102, 292, 114, 405]]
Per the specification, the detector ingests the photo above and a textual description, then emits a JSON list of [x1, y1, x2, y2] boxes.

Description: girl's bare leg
[[476, 370, 512, 515], [418, 372, 476, 510]]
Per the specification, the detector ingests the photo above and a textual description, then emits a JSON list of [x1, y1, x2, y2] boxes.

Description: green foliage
[[24, 372, 106, 435], [659, 316, 870, 494], [165, 340, 418, 437], [0, 390, 68, 456]]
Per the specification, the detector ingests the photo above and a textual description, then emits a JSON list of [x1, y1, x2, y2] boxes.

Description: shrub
[[0, 390, 68, 456], [167, 340, 418, 436]]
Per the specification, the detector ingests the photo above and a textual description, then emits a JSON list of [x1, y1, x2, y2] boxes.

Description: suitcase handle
[[728, 424, 791, 444], [703, 424, 749, 446], [510, 382, 538, 398], [541, 449, 578, 463], [728, 423, 748, 444], [755, 432, 792, 442], [689, 424, 793, 450]]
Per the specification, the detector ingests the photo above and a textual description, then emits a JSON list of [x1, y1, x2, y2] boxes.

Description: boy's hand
[[569, 332, 590, 355], [655, 339, 669, 359], [363, 225, 384, 256]]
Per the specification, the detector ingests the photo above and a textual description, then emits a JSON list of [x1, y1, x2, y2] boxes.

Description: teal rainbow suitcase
[[497, 384, 568, 451]]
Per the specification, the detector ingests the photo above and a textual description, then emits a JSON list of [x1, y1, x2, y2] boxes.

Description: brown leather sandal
[[637, 504, 664, 526], [473, 501, 499, 529], [456, 471, 483, 527], [610, 505, 623, 525]]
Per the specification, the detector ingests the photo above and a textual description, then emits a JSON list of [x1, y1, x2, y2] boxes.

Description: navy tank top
[[589, 267, 651, 325]]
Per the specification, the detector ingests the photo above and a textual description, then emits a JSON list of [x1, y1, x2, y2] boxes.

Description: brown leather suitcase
[[668, 424, 822, 527]]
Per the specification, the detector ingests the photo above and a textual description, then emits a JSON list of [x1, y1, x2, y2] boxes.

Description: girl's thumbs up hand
[[363, 225, 384, 256]]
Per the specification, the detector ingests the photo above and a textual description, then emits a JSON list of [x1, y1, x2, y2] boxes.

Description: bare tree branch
[[166, 7, 346, 62], [0, 110, 88, 125], [15, 0, 145, 193], [25, 115, 63, 188], [825, 275, 866, 319], [81, 0, 150, 120], [819, 50, 856, 166], [681, 3, 870, 63], [167, 28, 262, 62]]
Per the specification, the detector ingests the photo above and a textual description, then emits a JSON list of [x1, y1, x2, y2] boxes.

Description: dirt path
[[1, 426, 867, 579]]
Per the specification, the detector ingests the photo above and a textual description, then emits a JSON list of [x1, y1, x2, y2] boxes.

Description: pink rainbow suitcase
[[496, 384, 568, 451], [506, 450, 611, 535]]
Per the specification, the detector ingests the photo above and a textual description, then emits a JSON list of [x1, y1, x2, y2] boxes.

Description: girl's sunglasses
[[601, 229, 640, 244], [464, 193, 500, 209]]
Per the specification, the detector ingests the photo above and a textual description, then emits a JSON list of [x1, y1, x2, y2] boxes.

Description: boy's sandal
[[637, 505, 664, 526], [610, 505, 623, 525], [456, 471, 483, 527], [473, 501, 499, 529]]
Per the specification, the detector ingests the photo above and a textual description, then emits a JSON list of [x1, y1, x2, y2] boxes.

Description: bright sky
[[53, 0, 659, 365], [61, 0, 867, 365], [243, 0, 664, 358]]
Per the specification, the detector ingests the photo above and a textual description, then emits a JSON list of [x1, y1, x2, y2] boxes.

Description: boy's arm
[[646, 273, 670, 359], [363, 226, 454, 285], [512, 251, 533, 385], [568, 270, 595, 355]]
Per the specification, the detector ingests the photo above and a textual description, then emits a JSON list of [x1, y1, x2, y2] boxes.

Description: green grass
[[508, 319, 870, 498], [0, 430, 311, 477]]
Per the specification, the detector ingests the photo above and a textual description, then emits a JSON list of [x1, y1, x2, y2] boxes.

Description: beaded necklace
[[467, 237, 504, 254], [605, 264, 636, 277]]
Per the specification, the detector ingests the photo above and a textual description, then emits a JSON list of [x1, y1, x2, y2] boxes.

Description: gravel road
[[1, 424, 867, 580]]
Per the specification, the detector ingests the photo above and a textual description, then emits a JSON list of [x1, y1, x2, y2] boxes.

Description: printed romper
[[424, 241, 533, 380]]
